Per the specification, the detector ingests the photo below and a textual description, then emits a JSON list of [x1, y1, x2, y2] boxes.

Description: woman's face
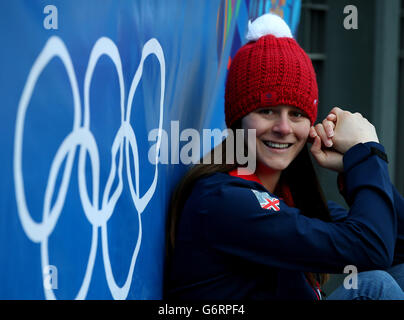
[[241, 105, 311, 173]]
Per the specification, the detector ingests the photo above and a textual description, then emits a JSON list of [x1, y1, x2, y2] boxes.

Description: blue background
[[0, 0, 300, 299]]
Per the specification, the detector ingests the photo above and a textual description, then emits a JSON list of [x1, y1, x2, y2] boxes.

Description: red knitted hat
[[225, 13, 318, 127]]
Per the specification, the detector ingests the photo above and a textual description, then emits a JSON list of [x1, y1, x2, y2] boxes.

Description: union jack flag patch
[[251, 190, 281, 212]]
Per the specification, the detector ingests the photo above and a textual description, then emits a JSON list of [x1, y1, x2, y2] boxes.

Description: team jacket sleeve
[[200, 143, 397, 274], [333, 142, 404, 266], [392, 185, 404, 264], [327, 201, 348, 222]]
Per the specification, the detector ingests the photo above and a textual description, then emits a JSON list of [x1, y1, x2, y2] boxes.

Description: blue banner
[[0, 0, 301, 299]]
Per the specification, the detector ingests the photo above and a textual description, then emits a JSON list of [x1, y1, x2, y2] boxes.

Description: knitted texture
[[225, 34, 318, 127]]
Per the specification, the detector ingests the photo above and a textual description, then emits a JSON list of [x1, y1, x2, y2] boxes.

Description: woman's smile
[[262, 140, 293, 150], [264, 140, 291, 148]]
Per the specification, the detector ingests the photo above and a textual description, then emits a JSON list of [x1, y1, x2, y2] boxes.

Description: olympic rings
[[14, 36, 165, 299]]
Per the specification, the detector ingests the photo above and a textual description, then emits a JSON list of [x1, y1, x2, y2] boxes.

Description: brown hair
[[165, 127, 331, 291]]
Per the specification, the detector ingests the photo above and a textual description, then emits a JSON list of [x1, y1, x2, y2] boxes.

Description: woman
[[164, 13, 404, 300]]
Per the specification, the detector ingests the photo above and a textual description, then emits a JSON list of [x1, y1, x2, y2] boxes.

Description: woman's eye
[[258, 109, 274, 115], [292, 111, 303, 118]]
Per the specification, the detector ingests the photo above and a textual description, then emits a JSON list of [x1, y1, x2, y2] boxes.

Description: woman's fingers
[[315, 123, 333, 147], [327, 113, 337, 120], [309, 126, 317, 138], [310, 135, 344, 173], [328, 109, 379, 153], [310, 135, 324, 160], [311, 135, 323, 155], [322, 118, 335, 138], [329, 106, 344, 117]]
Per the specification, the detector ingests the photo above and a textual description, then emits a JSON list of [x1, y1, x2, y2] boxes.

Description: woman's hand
[[309, 122, 344, 173], [326, 107, 379, 154], [309, 107, 380, 173]]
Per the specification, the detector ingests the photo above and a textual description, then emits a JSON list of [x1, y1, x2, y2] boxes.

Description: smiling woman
[[164, 13, 404, 300]]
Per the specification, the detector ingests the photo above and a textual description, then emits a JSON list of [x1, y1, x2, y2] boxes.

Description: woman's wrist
[[342, 142, 387, 173]]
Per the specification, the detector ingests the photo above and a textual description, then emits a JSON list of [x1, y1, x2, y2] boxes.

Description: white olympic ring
[[13, 36, 165, 300]]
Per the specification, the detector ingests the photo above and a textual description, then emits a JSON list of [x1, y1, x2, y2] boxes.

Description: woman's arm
[[195, 143, 396, 274], [311, 108, 404, 266], [332, 161, 404, 266]]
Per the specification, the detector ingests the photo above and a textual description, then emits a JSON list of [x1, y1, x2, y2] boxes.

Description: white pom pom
[[246, 13, 293, 41]]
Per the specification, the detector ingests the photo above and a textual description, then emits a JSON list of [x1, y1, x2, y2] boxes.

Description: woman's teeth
[[264, 141, 291, 149]]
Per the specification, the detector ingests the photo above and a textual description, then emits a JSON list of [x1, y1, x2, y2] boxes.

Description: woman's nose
[[272, 114, 292, 135]]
